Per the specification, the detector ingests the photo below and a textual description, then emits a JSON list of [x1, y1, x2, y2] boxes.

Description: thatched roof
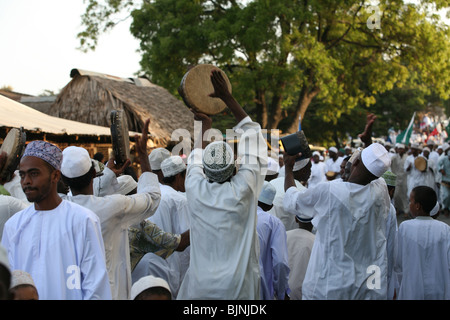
[[48, 68, 194, 147]]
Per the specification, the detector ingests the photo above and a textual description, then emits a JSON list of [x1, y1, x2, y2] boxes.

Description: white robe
[[404, 155, 436, 198], [256, 206, 290, 300], [1, 200, 111, 300], [385, 203, 399, 300], [61, 171, 161, 300], [390, 153, 408, 214], [177, 116, 267, 300], [286, 228, 315, 300], [0, 195, 30, 238], [147, 184, 190, 298], [325, 157, 343, 176], [268, 177, 306, 232], [308, 161, 327, 188], [395, 217, 450, 300], [284, 178, 390, 300]]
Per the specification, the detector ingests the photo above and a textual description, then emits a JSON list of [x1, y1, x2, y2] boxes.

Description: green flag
[[396, 112, 416, 145]]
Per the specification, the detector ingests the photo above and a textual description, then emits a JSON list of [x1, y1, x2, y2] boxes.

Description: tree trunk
[[268, 82, 286, 129], [286, 85, 320, 133], [255, 89, 268, 128]]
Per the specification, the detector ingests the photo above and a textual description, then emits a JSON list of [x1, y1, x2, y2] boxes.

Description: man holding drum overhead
[[177, 69, 268, 300]]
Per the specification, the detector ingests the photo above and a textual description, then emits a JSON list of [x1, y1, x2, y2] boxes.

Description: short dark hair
[[61, 164, 95, 191], [412, 186, 437, 214], [135, 286, 172, 300], [162, 170, 186, 185]]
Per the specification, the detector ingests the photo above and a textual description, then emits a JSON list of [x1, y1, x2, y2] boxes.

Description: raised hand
[[135, 118, 152, 173], [209, 70, 231, 100]]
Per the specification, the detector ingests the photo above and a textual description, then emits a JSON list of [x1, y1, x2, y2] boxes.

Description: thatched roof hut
[[48, 68, 194, 147]]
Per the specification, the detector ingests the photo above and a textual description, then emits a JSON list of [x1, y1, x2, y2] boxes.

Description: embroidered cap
[[161, 156, 186, 178], [203, 141, 235, 183], [22, 140, 62, 170]]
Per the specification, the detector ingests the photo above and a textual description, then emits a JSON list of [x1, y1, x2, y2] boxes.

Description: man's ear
[[52, 170, 61, 183]]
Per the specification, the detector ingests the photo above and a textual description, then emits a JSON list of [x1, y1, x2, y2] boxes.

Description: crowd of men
[[0, 70, 449, 300]]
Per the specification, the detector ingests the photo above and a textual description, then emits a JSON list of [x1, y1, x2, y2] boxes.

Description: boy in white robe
[[395, 186, 450, 300], [284, 143, 391, 299], [1, 141, 111, 300]]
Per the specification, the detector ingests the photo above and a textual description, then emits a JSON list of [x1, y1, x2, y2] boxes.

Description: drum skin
[[414, 156, 427, 172], [178, 64, 232, 115]]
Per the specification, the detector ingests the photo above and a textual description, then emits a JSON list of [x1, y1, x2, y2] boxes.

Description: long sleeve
[[79, 213, 112, 300]]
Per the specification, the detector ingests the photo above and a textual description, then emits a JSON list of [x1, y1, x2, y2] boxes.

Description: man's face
[[411, 148, 420, 157], [19, 156, 54, 203], [313, 155, 320, 163]]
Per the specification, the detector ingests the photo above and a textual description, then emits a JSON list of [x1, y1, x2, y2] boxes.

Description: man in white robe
[[1, 141, 111, 300], [146, 155, 190, 298], [307, 151, 327, 188], [286, 215, 315, 300], [404, 143, 436, 202], [59, 124, 161, 300], [283, 143, 391, 299], [268, 159, 311, 231], [391, 143, 408, 216], [176, 70, 267, 300], [256, 181, 290, 300], [325, 147, 343, 180], [395, 186, 450, 299]]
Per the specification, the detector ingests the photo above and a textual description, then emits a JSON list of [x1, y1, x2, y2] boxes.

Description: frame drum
[[110, 110, 130, 166], [0, 127, 26, 182], [414, 156, 427, 172], [178, 64, 232, 115]]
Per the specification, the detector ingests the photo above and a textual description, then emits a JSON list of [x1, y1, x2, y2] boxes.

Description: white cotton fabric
[[0, 195, 30, 238], [177, 116, 267, 300], [1, 200, 112, 300], [61, 171, 161, 300], [147, 184, 191, 298], [404, 155, 436, 197], [268, 177, 306, 232], [395, 217, 450, 300], [308, 161, 327, 188], [256, 206, 290, 300], [284, 178, 391, 300], [286, 228, 315, 300]]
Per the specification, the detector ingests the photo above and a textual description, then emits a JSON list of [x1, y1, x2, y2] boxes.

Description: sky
[[0, 0, 141, 96], [0, 1, 447, 97]]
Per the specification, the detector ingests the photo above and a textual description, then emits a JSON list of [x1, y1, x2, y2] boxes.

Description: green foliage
[[78, 0, 450, 143]]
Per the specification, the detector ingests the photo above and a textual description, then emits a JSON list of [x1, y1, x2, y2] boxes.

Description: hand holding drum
[[178, 64, 232, 115]]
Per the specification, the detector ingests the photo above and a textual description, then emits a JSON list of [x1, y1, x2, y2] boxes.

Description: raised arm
[[134, 118, 152, 173], [284, 152, 302, 192], [358, 113, 377, 147]]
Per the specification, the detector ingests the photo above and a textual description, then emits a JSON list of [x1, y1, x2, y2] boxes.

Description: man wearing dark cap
[[283, 143, 392, 299], [1, 140, 112, 300]]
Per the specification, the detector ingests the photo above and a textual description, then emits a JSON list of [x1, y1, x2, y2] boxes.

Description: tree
[[78, 0, 450, 134]]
